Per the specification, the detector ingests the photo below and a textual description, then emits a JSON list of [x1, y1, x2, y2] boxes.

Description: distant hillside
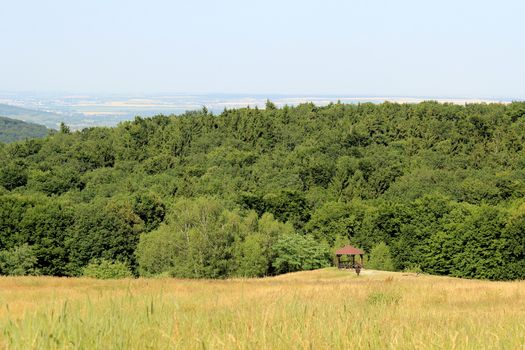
[[0, 103, 65, 129], [0, 116, 50, 143]]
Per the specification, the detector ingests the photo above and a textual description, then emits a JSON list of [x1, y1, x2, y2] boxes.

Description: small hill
[[0, 116, 51, 143], [0, 103, 65, 129]]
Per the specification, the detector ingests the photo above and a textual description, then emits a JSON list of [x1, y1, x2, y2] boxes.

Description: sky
[[0, 0, 524, 98]]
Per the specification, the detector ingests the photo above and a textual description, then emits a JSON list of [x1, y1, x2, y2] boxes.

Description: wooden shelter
[[335, 245, 364, 269]]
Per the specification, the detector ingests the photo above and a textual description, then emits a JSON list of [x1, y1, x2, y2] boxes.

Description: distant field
[[0, 269, 523, 349]]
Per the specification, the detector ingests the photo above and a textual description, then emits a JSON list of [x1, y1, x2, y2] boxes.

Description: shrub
[[82, 259, 132, 279], [0, 244, 39, 276], [234, 233, 270, 277], [272, 234, 331, 274], [136, 226, 178, 277], [367, 242, 395, 271], [403, 263, 423, 274], [137, 198, 295, 278]]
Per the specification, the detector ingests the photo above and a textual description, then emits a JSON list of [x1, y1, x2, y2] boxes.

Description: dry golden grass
[[0, 268, 524, 349]]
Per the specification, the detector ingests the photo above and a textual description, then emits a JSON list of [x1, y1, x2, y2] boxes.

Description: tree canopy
[[1, 101, 524, 280]]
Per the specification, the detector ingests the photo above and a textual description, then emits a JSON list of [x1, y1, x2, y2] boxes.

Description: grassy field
[[0, 269, 524, 349]]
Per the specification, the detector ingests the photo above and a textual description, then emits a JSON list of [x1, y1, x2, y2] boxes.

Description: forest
[[0, 101, 524, 280]]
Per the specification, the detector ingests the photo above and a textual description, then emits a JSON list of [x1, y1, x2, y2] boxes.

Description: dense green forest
[[0, 116, 50, 143], [1, 101, 525, 280]]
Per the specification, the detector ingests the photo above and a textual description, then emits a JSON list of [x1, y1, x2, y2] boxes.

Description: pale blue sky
[[1, 0, 524, 98]]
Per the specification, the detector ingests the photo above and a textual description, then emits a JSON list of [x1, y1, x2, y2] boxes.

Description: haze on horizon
[[1, 0, 524, 99]]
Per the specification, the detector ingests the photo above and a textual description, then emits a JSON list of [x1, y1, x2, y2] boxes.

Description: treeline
[[1, 101, 525, 279]]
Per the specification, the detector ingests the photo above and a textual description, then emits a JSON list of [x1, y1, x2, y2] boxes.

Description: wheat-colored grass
[[0, 268, 523, 349]]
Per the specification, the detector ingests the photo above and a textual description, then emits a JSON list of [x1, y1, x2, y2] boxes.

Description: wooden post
[[352, 255, 355, 267], [336, 255, 340, 269]]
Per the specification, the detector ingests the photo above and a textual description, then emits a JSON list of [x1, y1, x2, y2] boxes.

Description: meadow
[[0, 268, 524, 349]]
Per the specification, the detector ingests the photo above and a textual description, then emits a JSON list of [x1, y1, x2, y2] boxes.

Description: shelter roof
[[335, 245, 364, 255]]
